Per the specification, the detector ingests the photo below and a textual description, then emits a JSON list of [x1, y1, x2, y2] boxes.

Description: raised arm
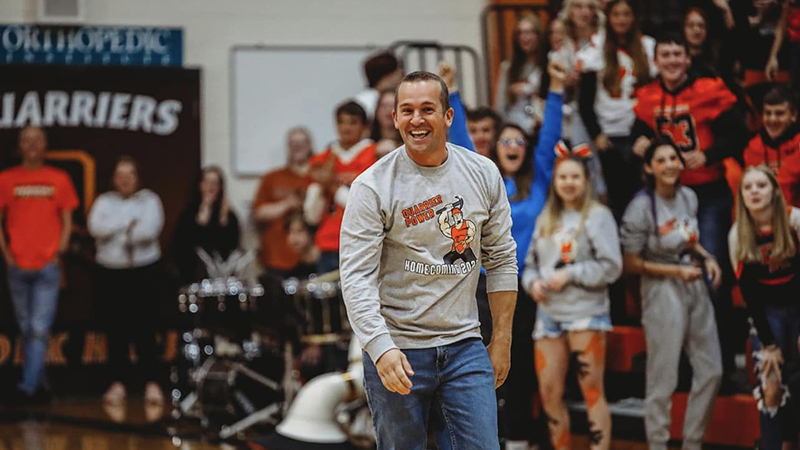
[[532, 61, 567, 191], [766, 0, 790, 81]]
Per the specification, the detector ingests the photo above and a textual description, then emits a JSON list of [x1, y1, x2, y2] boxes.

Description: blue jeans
[[317, 250, 339, 275], [363, 338, 500, 450], [7, 262, 61, 395], [749, 306, 800, 450]]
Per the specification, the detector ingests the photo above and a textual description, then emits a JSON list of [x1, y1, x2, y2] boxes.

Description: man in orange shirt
[[252, 127, 313, 277], [0, 126, 78, 402], [304, 101, 377, 274]]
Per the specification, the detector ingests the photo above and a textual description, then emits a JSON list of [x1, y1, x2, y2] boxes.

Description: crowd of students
[[3, 0, 800, 448]]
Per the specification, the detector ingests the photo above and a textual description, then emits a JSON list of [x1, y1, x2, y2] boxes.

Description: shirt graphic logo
[[658, 217, 698, 245], [552, 225, 577, 267], [402, 195, 478, 276], [758, 243, 790, 273], [402, 194, 443, 227], [437, 196, 477, 265], [13, 184, 55, 198], [655, 113, 698, 152]]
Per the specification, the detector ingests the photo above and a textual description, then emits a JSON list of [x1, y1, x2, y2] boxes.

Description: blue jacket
[[507, 92, 562, 272], [448, 91, 474, 151], [449, 90, 562, 272]]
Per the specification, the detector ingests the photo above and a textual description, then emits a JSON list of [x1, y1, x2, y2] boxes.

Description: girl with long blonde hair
[[728, 165, 800, 450], [523, 144, 622, 450]]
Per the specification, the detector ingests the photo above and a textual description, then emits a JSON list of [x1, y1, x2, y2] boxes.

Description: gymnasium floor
[[0, 398, 230, 450], [0, 397, 691, 450]]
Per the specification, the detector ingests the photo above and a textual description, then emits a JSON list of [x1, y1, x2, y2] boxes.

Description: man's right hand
[[375, 348, 414, 395]]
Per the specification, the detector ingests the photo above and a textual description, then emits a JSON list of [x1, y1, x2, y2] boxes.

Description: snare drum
[[177, 278, 264, 332], [283, 275, 350, 345]]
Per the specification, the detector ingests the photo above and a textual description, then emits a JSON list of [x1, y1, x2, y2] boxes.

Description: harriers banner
[[0, 64, 200, 394]]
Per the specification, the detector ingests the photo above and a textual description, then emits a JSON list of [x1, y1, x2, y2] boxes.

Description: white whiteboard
[[231, 46, 376, 176]]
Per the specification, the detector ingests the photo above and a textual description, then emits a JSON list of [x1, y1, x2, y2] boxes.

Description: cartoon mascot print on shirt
[[437, 196, 477, 265]]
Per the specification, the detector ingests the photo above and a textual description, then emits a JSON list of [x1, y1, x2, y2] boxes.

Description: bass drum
[[194, 357, 284, 423]]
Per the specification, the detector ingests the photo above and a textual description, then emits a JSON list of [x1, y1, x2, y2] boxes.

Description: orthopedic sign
[[0, 24, 183, 66]]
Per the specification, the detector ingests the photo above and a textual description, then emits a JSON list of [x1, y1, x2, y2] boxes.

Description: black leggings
[[96, 262, 161, 386]]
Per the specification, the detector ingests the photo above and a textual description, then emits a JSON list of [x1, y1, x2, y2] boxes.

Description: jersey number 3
[[655, 114, 698, 152]]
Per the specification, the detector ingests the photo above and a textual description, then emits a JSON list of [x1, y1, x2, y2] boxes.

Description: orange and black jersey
[[632, 76, 749, 186], [744, 123, 800, 207], [735, 230, 800, 346]]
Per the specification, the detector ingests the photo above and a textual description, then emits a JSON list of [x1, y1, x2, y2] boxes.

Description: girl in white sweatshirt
[[88, 156, 164, 405]]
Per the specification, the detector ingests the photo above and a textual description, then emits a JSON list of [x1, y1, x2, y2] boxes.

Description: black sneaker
[[1, 388, 33, 407], [28, 388, 52, 406]]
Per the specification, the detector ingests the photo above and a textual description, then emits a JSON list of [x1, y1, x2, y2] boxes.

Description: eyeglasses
[[499, 138, 527, 147]]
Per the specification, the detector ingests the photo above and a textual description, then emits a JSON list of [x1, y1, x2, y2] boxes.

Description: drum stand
[[174, 353, 285, 439]]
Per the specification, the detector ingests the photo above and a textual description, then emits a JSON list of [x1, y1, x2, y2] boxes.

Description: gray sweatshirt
[[620, 187, 699, 266], [88, 189, 164, 269], [340, 143, 518, 363], [521, 204, 622, 321]]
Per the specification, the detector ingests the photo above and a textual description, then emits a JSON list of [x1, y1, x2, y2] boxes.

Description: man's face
[[113, 162, 139, 197], [392, 80, 453, 156], [19, 127, 47, 164], [654, 42, 691, 87], [287, 131, 312, 165], [467, 117, 496, 157], [336, 113, 367, 149], [763, 102, 797, 139]]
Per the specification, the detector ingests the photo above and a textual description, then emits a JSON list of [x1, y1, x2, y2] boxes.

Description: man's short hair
[[394, 71, 450, 113], [764, 84, 798, 112], [335, 100, 368, 124], [654, 31, 690, 56], [18, 125, 46, 141], [364, 51, 400, 88], [466, 107, 502, 128]]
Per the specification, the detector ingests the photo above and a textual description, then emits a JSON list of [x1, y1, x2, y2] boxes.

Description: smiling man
[[339, 71, 518, 449], [743, 84, 800, 207]]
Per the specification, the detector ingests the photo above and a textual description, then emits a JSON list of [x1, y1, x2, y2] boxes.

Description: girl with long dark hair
[[620, 138, 723, 450], [494, 13, 548, 133], [489, 61, 565, 450], [578, 0, 655, 221], [175, 166, 240, 284]]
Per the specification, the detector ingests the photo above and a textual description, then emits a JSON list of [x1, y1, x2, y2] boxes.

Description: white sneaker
[[144, 382, 164, 404], [103, 382, 126, 405], [505, 440, 530, 450]]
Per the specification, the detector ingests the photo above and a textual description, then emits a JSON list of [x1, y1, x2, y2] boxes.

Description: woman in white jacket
[[88, 156, 165, 405]]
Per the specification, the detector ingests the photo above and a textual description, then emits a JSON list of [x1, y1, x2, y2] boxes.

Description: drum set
[[169, 250, 371, 447]]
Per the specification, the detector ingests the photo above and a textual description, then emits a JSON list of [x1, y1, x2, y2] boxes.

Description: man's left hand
[[683, 150, 707, 170], [487, 339, 511, 388]]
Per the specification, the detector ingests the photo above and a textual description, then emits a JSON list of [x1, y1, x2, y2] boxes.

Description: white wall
[[1, 0, 486, 225]]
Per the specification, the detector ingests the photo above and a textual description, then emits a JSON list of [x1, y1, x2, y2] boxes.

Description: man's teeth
[[410, 131, 429, 137]]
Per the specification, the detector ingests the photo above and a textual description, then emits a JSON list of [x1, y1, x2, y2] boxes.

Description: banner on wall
[[0, 64, 200, 393], [0, 24, 183, 66]]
